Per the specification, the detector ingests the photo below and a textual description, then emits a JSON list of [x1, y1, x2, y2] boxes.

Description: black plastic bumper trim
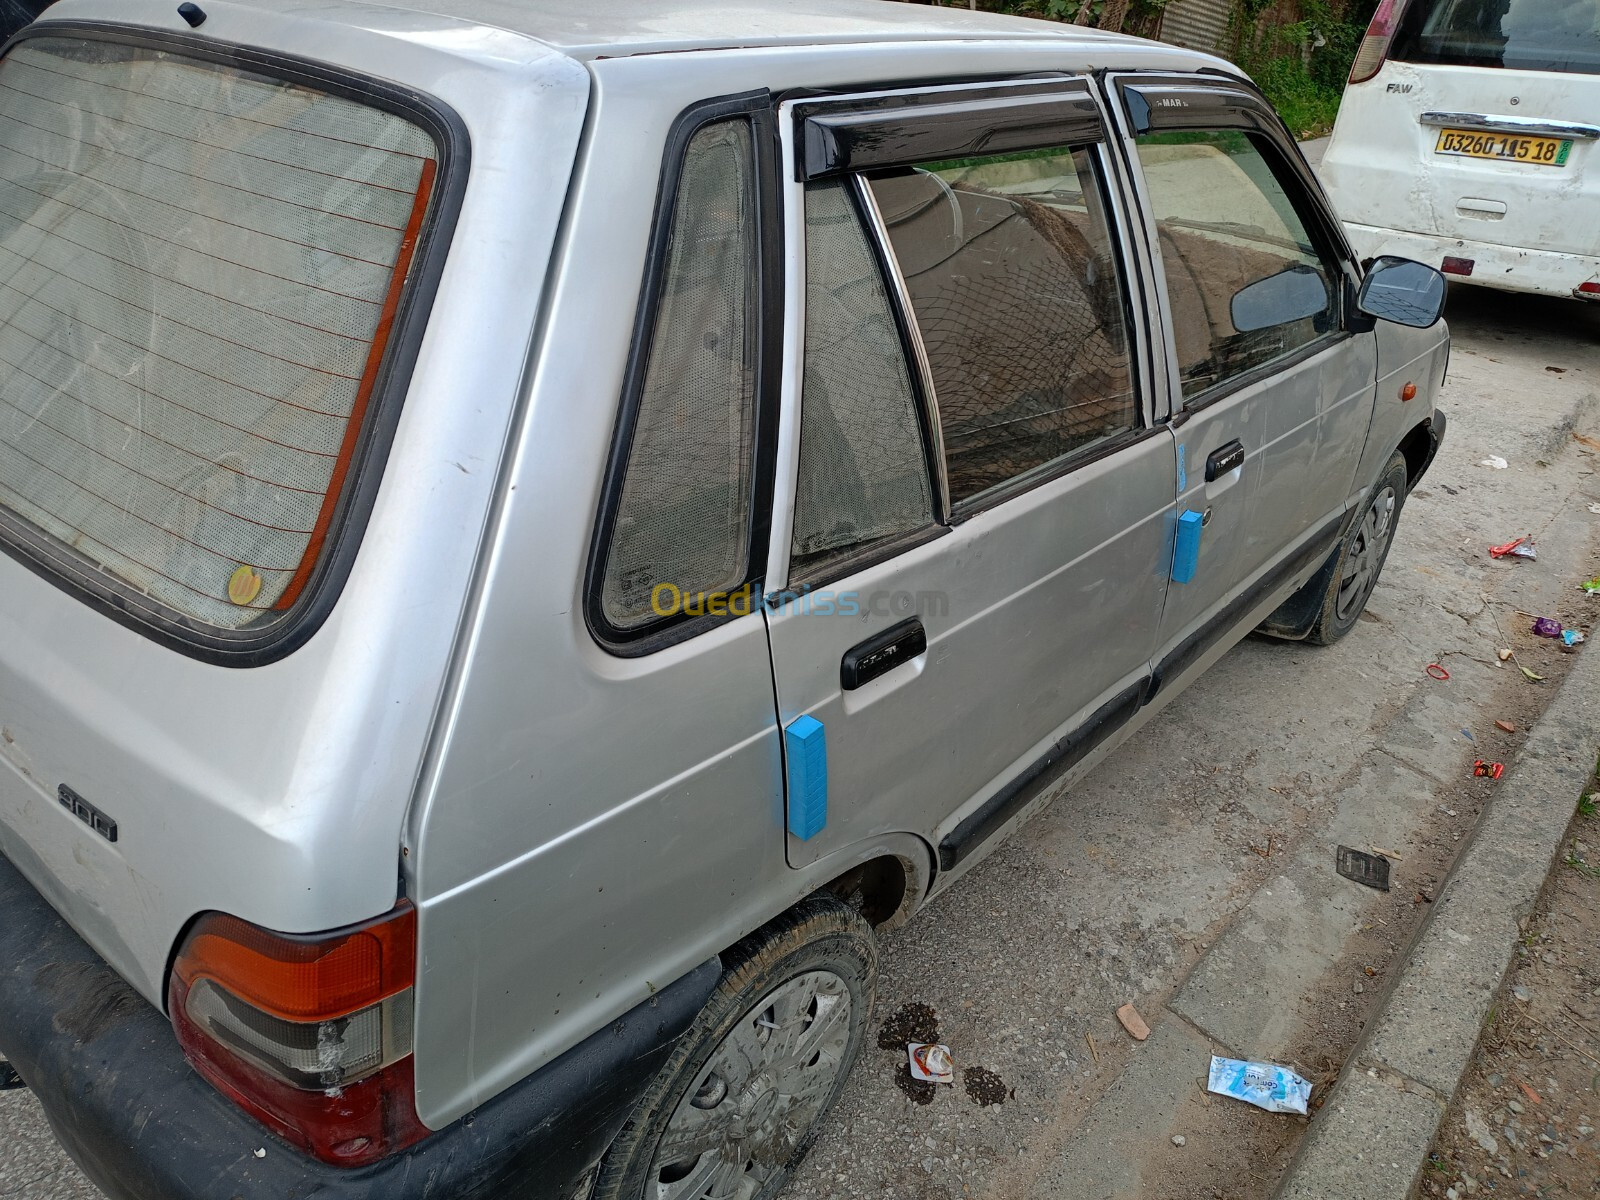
[[0, 848, 718, 1200], [938, 678, 1145, 871], [1147, 512, 1344, 703]]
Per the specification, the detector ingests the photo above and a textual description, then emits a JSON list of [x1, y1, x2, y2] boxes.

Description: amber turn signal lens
[[173, 902, 414, 1022]]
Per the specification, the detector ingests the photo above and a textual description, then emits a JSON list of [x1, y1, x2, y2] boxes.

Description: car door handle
[[840, 618, 927, 691], [1205, 439, 1246, 482]]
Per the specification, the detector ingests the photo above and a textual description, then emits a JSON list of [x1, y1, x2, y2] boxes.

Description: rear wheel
[[593, 895, 876, 1200], [1306, 451, 1409, 645]]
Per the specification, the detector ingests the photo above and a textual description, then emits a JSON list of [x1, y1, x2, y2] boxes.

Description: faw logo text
[[1386, 82, 1414, 93]]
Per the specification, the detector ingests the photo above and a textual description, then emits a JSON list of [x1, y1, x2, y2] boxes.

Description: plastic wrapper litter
[[1206, 1055, 1312, 1115], [908, 1042, 954, 1084]]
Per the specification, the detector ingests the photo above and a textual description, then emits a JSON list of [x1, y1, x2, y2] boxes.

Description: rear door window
[[0, 36, 446, 647], [863, 145, 1137, 507], [1392, 0, 1600, 74]]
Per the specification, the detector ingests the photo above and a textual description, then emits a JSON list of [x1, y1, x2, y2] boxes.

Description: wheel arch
[[788, 833, 934, 937], [1398, 415, 1443, 489], [812, 850, 923, 933]]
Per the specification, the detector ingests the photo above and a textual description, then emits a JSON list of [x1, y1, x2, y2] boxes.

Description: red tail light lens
[[168, 903, 428, 1166], [1349, 0, 1407, 84]]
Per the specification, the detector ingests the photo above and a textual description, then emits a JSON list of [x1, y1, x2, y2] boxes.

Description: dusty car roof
[[317, 0, 1142, 59]]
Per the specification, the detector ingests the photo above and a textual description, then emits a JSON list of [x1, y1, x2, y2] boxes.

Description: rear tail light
[[1349, 0, 1407, 84], [1578, 281, 1600, 298], [168, 902, 428, 1166]]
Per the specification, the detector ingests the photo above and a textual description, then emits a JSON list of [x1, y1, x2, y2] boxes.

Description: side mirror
[[1231, 264, 1330, 333], [1356, 256, 1447, 328]]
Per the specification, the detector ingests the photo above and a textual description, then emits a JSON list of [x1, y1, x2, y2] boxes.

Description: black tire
[[593, 895, 877, 1200], [1305, 451, 1409, 645]]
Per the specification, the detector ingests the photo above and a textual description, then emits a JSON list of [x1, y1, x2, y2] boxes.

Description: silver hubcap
[[1336, 485, 1397, 622], [650, 970, 853, 1200]]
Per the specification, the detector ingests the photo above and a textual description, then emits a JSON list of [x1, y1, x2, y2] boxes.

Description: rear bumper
[[0, 848, 718, 1200], [1344, 222, 1600, 301]]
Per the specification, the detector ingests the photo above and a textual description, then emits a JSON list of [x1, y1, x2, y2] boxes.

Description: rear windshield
[[1392, 0, 1600, 74], [0, 36, 439, 636]]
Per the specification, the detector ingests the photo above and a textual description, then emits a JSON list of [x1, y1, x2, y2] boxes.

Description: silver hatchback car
[[0, 3, 1448, 1199]]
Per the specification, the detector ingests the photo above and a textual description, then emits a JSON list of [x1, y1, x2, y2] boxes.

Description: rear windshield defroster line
[[0, 26, 466, 664]]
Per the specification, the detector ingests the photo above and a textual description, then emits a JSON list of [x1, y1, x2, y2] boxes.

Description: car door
[[763, 80, 1175, 878], [1105, 76, 1376, 692]]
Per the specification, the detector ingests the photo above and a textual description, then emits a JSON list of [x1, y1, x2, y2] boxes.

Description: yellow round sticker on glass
[[227, 565, 262, 606]]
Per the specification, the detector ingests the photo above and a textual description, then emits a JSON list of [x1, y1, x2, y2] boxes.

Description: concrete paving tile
[[1024, 1017, 1214, 1200], [1170, 755, 1438, 1063], [1278, 1067, 1442, 1200]]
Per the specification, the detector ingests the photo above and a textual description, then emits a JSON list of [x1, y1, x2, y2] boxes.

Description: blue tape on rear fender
[[785, 715, 827, 841], [1172, 509, 1203, 584]]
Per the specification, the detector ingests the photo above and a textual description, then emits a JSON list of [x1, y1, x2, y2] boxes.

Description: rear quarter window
[[0, 34, 454, 657], [1393, 0, 1600, 74]]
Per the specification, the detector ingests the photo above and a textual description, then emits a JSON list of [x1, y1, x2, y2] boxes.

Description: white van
[[1321, 0, 1600, 301]]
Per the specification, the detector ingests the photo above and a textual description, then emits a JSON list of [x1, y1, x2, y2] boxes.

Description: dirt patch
[[964, 1066, 1009, 1107], [34, 961, 147, 1046], [877, 1001, 940, 1051], [1421, 792, 1600, 1200], [893, 1061, 939, 1106]]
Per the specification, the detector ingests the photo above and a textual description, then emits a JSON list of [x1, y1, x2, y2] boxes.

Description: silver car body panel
[[0, 0, 590, 1003]]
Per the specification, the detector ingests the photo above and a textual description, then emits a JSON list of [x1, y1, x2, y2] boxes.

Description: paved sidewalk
[[1278, 631, 1600, 1198]]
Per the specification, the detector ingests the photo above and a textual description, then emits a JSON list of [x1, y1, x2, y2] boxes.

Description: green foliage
[[1579, 792, 1598, 819], [1565, 852, 1600, 879], [975, 0, 1172, 35], [1245, 53, 1343, 138], [1229, 0, 1376, 139], [968, 0, 1377, 139]]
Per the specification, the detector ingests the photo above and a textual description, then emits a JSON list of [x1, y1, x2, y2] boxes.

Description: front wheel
[[593, 895, 876, 1200], [1305, 451, 1409, 645]]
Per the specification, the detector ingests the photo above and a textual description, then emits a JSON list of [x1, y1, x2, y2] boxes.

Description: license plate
[[1434, 128, 1572, 167]]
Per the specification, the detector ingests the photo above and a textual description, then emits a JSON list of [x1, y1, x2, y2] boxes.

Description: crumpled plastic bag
[[1206, 1055, 1312, 1115]]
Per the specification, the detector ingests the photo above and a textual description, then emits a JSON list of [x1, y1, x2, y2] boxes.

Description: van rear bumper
[[1343, 222, 1600, 300], [0, 848, 718, 1200]]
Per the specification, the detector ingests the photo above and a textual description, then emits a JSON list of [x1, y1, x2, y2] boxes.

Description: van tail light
[[1349, 0, 1407, 84], [167, 902, 428, 1166]]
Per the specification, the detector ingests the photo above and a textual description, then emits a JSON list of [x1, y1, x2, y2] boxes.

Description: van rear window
[[0, 37, 438, 634], [1392, 0, 1600, 75]]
